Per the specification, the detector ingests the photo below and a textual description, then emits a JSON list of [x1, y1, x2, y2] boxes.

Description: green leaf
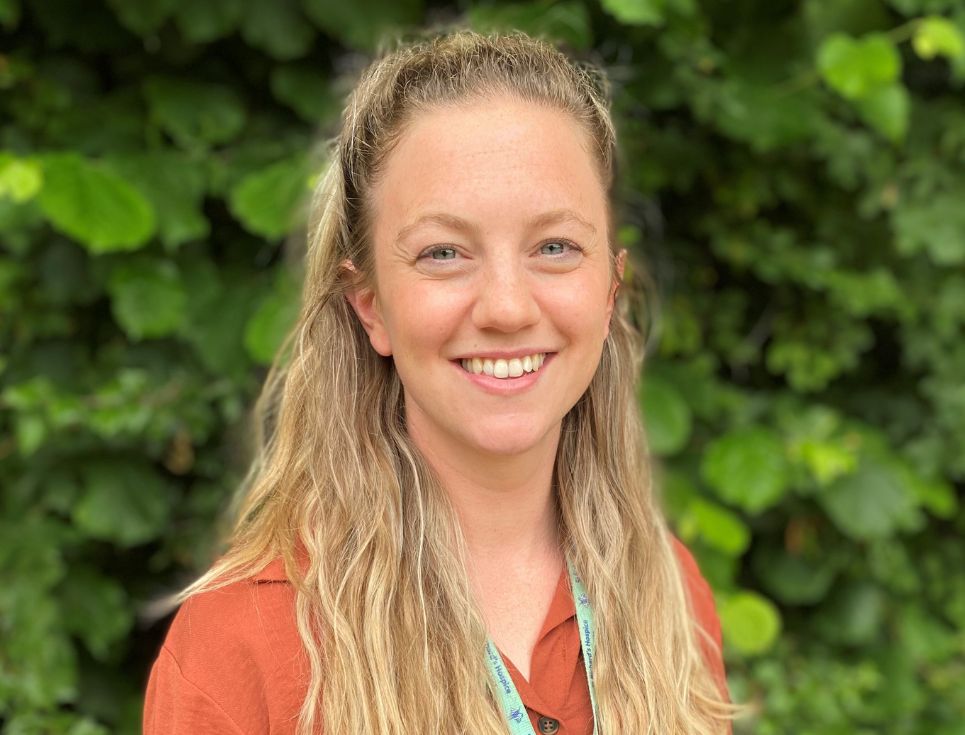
[[662, 468, 699, 520], [796, 438, 858, 486], [244, 271, 301, 364], [107, 258, 188, 340], [702, 78, 824, 153], [898, 604, 958, 664], [893, 190, 965, 265], [600, 0, 666, 26], [719, 591, 782, 655], [869, 538, 920, 595], [15, 412, 46, 455], [302, 0, 424, 50], [781, 402, 857, 485], [228, 154, 313, 238], [37, 154, 156, 253], [73, 459, 173, 546], [0, 517, 67, 592], [817, 32, 901, 100], [173, 0, 243, 42], [818, 454, 922, 540], [754, 546, 836, 605], [240, 0, 316, 60], [468, 0, 593, 50], [813, 581, 885, 645], [180, 262, 256, 377], [42, 90, 146, 157], [1, 591, 77, 706], [855, 82, 910, 142], [824, 267, 906, 319], [912, 15, 965, 60], [701, 426, 790, 513], [105, 0, 178, 36], [0, 518, 76, 707], [59, 567, 133, 659], [640, 373, 693, 455], [107, 151, 209, 249], [687, 497, 751, 556], [765, 318, 873, 392], [144, 76, 247, 149], [0, 154, 43, 202], [905, 472, 957, 519], [270, 66, 342, 123]]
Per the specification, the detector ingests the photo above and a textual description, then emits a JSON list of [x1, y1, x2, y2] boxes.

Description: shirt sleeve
[[670, 537, 728, 695], [144, 646, 247, 735], [670, 536, 733, 735]]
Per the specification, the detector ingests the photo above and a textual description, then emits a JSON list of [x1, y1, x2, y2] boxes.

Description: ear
[[342, 260, 393, 357], [604, 249, 627, 334]]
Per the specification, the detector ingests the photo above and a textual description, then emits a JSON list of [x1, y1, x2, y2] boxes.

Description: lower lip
[[451, 354, 555, 395]]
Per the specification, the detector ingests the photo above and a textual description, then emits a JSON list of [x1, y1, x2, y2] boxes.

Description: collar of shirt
[[493, 566, 588, 730]]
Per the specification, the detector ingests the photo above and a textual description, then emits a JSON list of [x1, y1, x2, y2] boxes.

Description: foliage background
[[2, 0, 964, 732]]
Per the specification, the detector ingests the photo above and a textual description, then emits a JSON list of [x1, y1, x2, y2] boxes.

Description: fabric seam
[[159, 644, 251, 735]]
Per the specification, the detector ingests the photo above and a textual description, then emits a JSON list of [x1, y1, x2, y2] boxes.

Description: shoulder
[[164, 558, 301, 678], [144, 560, 307, 734]]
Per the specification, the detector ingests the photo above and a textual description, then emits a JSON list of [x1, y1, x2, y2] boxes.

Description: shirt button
[[537, 716, 560, 734]]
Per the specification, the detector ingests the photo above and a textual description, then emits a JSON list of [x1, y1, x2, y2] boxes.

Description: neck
[[407, 420, 563, 568]]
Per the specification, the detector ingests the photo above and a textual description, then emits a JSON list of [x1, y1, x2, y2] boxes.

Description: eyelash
[[418, 238, 582, 261]]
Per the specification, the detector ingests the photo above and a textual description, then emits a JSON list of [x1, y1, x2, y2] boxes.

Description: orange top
[[143, 537, 728, 734]]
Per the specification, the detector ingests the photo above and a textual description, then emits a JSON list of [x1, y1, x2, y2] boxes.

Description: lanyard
[[484, 559, 598, 734]]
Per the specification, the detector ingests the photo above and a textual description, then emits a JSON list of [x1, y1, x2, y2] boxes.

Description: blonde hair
[[179, 27, 736, 734]]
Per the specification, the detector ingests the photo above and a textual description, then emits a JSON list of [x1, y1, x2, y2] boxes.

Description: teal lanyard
[[484, 559, 598, 734]]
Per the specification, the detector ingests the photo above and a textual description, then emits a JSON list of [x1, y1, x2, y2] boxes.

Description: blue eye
[[540, 240, 575, 256], [426, 247, 457, 261]]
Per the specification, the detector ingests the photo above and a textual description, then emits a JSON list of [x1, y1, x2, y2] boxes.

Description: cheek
[[544, 274, 613, 339], [383, 282, 467, 353]]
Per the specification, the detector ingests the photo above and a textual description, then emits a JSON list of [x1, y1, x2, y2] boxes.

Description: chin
[[461, 419, 557, 457]]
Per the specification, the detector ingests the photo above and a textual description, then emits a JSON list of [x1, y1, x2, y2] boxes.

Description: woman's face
[[348, 95, 622, 459]]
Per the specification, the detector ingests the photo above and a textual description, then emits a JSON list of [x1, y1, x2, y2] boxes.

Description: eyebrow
[[394, 208, 597, 245]]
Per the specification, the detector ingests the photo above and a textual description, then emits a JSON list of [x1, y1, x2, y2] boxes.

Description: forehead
[[368, 96, 607, 237]]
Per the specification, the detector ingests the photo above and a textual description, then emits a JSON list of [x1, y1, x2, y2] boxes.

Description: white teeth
[[458, 353, 548, 379]]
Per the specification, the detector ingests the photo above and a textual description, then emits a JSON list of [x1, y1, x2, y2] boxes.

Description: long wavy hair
[[177, 27, 736, 735]]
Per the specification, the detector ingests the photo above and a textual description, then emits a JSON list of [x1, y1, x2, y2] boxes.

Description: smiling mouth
[[458, 353, 547, 379]]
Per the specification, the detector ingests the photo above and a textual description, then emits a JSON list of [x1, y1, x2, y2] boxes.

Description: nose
[[471, 255, 541, 333]]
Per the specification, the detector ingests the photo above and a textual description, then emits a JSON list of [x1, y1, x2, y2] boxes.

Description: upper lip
[[451, 349, 556, 360]]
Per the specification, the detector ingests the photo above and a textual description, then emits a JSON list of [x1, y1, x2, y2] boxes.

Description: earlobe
[[344, 278, 393, 357]]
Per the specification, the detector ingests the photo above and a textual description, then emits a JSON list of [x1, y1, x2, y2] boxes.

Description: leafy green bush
[[1, 0, 963, 732]]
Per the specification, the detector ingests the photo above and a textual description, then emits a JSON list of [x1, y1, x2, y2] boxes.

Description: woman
[[144, 28, 736, 735]]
